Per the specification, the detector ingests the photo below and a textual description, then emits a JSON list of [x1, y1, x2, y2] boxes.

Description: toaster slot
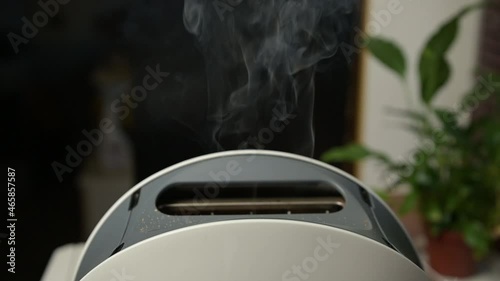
[[156, 182, 344, 215]]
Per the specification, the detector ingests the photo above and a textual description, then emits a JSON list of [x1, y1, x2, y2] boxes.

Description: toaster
[[73, 150, 430, 281]]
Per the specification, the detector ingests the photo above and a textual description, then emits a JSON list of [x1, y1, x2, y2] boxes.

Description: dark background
[[1, 1, 362, 280]]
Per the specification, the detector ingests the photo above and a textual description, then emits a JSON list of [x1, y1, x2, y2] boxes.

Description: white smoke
[[183, 0, 358, 155]]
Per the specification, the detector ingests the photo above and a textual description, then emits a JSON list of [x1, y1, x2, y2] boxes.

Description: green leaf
[[385, 107, 428, 122], [367, 37, 407, 79], [418, 5, 478, 104], [434, 108, 461, 137], [434, 108, 458, 127], [419, 54, 451, 104], [425, 19, 459, 55], [321, 144, 389, 163], [462, 222, 491, 258], [425, 202, 443, 224], [399, 191, 419, 215]]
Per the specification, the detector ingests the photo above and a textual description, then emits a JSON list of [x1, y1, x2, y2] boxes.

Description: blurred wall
[[358, 0, 482, 189]]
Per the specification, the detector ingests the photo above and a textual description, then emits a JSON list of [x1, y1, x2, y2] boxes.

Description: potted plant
[[321, 4, 500, 278]]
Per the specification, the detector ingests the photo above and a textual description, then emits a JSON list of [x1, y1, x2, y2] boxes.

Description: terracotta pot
[[427, 231, 476, 278]]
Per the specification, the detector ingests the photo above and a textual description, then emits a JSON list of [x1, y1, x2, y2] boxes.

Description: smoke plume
[[183, 0, 357, 155]]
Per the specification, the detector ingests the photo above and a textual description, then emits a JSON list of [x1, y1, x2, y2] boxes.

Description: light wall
[[358, 0, 482, 189]]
